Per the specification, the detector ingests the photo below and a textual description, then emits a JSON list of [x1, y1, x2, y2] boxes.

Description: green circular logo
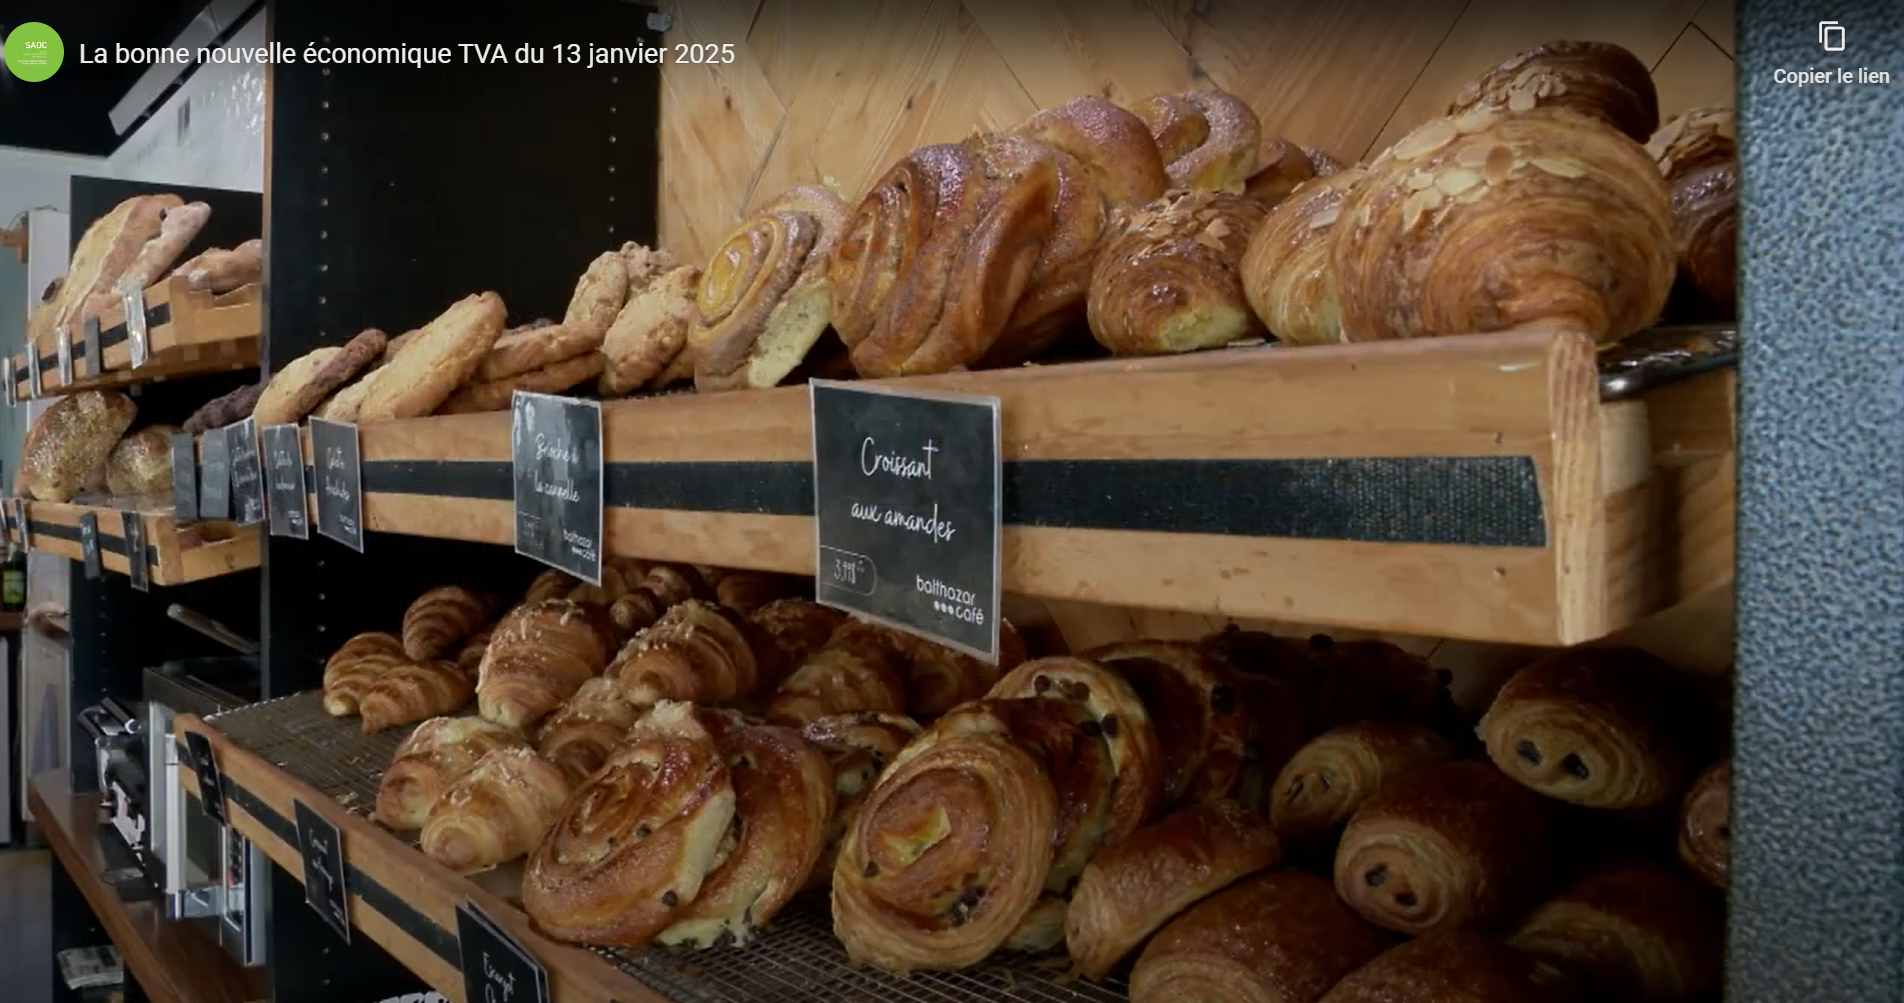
[[5, 23, 64, 82]]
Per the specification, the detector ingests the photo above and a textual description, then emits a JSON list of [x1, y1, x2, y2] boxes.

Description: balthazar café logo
[[5, 22, 64, 82]]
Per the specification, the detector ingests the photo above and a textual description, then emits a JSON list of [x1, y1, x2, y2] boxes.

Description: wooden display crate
[[327, 330, 1733, 647], [8, 275, 261, 400], [9, 499, 260, 584]]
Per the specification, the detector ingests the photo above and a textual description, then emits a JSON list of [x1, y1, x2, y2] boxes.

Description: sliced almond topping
[[1406, 171, 1437, 191], [1435, 168, 1482, 195], [1206, 217, 1232, 240], [1195, 230, 1225, 250], [1307, 207, 1342, 230], [1531, 157, 1587, 178], [1455, 143, 1493, 169], [1507, 89, 1538, 112], [1390, 118, 1459, 161], [1453, 108, 1499, 134]]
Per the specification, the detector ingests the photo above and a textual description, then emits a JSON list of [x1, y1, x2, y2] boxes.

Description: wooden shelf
[[29, 769, 268, 1003], [10, 276, 260, 401], [316, 330, 1734, 647], [9, 499, 260, 585]]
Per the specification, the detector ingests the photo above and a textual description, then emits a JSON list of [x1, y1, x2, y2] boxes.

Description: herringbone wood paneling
[[657, 0, 1736, 265]]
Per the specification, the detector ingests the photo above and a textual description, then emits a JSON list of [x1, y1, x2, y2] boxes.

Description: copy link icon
[[1820, 21, 1846, 52]]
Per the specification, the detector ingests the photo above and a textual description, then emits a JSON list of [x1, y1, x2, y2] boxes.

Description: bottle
[[2, 539, 25, 611]]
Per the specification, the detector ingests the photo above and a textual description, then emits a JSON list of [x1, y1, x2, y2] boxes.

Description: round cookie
[[358, 292, 507, 421], [252, 328, 388, 426]]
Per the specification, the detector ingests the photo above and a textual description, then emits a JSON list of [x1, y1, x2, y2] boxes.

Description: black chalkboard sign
[[228, 418, 265, 527], [310, 418, 364, 551], [457, 903, 550, 1003], [121, 511, 149, 592], [183, 731, 225, 824], [263, 424, 309, 539], [294, 799, 351, 943], [810, 381, 1002, 658], [78, 512, 101, 580], [170, 432, 198, 521], [199, 427, 232, 521], [82, 316, 101, 378], [511, 391, 603, 585]]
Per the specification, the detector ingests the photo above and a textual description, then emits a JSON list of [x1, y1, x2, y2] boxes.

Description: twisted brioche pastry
[[1510, 862, 1723, 1003], [1240, 168, 1371, 346], [830, 712, 1059, 973], [1332, 106, 1674, 343], [713, 571, 802, 615], [1012, 95, 1168, 207], [611, 600, 782, 708], [1677, 758, 1732, 888], [401, 586, 488, 660], [766, 645, 907, 726], [1271, 721, 1454, 845], [1333, 761, 1550, 936], [903, 617, 1026, 717], [359, 659, 475, 734], [1308, 637, 1446, 730], [1134, 90, 1263, 191], [1318, 933, 1581, 1003], [657, 724, 835, 947], [420, 746, 569, 873], [322, 632, 405, 717], [375, 716, 528, 830], [1088, 641, 1249, 807], [801, 712, 923, 892], [748, 598, 848, 664], [1479, 647, 1695, 809], [691, 185, 850, 391], [1244, 136, 1321, 205], [1087, 190, 1269, 356], [1449, 40, 1659, 143], [1131, 870, 1393, 1003], [523, 702, 739, 946], [1649, 108, 1738, 319], [476, 599, 614, 729], [1065, 799, 1282, 980], [946, 698, 1116, 894], [991, 656, 1163, 844], [536, 677, 639, 785]]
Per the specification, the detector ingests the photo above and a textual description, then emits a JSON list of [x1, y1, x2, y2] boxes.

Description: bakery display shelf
[[9, 498, 261, 584], [8, 275, 261, 401], [175, 694, 1127, 1003], [335, 330, 1736, 647]]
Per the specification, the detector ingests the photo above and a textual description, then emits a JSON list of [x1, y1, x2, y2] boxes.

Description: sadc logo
[[5, 22, 64, 82]]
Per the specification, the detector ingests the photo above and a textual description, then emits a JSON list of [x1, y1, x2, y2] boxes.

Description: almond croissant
[[1087, 189, 1268, 356]]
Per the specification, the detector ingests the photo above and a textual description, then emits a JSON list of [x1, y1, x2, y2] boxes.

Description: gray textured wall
[[1734, 2, 1904, 1000]]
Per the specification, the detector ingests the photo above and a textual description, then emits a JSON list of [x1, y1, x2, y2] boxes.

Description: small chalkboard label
[[228, 418, 265, 527], [199, 427, 232, 521], [123, 287, 150, 369], [122, 511, 149, 592], [171, 433, 199, 521], [810, 381, 1002, 659], [27, 342, 41, 398], [263, 425, 309, 539], [294, 800, 351, 943], [457, 903, 550, 1003], [510, 391, 603, 585], [55, 325, 72, 387], [310, 418, 364, 552], [183, 731, 225, 823], [78, 512, 102, 580], [83, 316, 101, 378]]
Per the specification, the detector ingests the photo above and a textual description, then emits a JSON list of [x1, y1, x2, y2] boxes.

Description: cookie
[[314, 375, 376, 423], [358, 292, 507, 421], [474, 322, 602, 382], [252, 327, 387, 426], [438, 352, 607, 415], [183, 383, 264, 433], [564, 251, 629, 338], [381, 329, 417, 365], [620, 242, 682, 294], [600, 265, 699, 395]]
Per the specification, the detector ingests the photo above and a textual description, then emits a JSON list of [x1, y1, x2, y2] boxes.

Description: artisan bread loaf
[[27, 194, 180, 348], [18, 391, 139, 502], [105, 424, 180, 497]]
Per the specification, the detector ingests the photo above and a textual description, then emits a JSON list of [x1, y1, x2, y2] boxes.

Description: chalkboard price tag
[[123, 286, 150, 369], [82, 316, 101, 378], [2, 357, 14, 407], [55, 324, 73, 387], [263, 425, 309, 539], [9, 499, 26, 546], [122, 511, 149, 592], [199, 427, 232, 521], [171, 432, 199, 521], [227, 418, 266, 527], [310, 418, 364, 552], [183, 731, 225, 824], [809, 381, 1002, 659], [294, 800, 351, 943], [457, 903, 550, 1003], [510, 391, 603, 585], [78, 512, 102, 580], [26, 342, 41, 398]]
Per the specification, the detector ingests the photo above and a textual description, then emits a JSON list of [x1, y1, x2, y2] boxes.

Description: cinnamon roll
[[690, 186, 851, 391], [400, 586, 488, 661], [1510, 862, 1724, 1002], [766, 645, 907, 726], [419, 746, 570, 873], [1271, 721, 1454, 844], [476, 599, 614, 729], [1239, 168, 1370, 346], [1133, 90, 1263, 191], [611, 599, 782, 708], [801, 712, 924, 891], [1087, 641, 1248, 807], [375, 716, 528, 830], [1318, 933, 1582, 1003], [1333, 761, 1550, 936], [990, 655, 1164, 844], [536, 677, 639, 785], [358, 659, 475, 735], [1087, 190, 1269, 356], [1447, 40, 1660, 142], [747, 598, 848, 664], [1677, 758, 1732, 888]]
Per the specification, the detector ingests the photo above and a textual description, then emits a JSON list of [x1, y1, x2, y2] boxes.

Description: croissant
[[523, 568, 579, 606], [522, 701, 739, 947], [1479, 647, 1697, 809], [1271, 721, 1452, 845], [1087, 190, 1269, 356], [990, 656, 1164, 844], [1649, 108, 1737, 320], [1088, 641, 1248, 807], [1510, 862, 1724, 1002], [800, 712, 923, 892], [1239, 168, 1371, 346], [903, 617, 1026, 717], [712, 571, 802, 615], [401, 586, 488, 661], [1332, 106, 1674, 343], [454, 628, 491, 679], [611, 599, 781, 708], [747, 598, 848, 664], [1133, 90, 1262, 191], [419, 746, 571, 873], [1333, 761, 1550, 936], [1318, 933, 1581, 1003], [691, 185, 851, 391], [1131, 870, 1393, 1003], [374, 716, 528, 830], [830, 711, 1058, 973], [358, 659, 475, 735], [1677, 758, 1732, 888], [1308, 637, 1447, 728], [536, 677, 639, 785], [765, 646, 907, 726], [606, 562, 708, 636], [566, 561, 635, 610], [657, 723, 835, 947], [322, 632, 405, 717], [1065, 799, 1283, 980], [1243, 136, 1321, 205], [475, 599, 614, 729], [1448, 40, 1659, 143]]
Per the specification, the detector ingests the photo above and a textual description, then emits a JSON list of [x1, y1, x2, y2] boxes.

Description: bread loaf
[[105, 424, 179, 497], [174, 239, 263, 293], [111, 202, 211, 297], [18, 391, 138, 502], [1087, 190, 1268, 356], [27, 194, 180, 349]]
